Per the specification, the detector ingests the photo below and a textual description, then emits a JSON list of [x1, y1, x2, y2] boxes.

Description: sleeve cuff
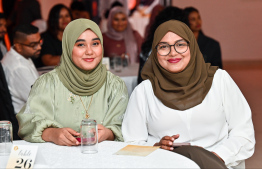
[[212, 145, 235, 167], [24, 119, 63, 143], [107, 126, 123, 142]]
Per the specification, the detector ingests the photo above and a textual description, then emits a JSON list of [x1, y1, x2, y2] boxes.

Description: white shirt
[[143, 0, 160, 14], [1, 48, 39, 114], [122, 69, 255, 168]]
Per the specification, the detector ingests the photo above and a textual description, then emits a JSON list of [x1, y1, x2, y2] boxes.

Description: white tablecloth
[[0, 140, 199, 168]]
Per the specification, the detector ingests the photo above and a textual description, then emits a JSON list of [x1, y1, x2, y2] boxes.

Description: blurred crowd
[[0, 0, 222, 68]]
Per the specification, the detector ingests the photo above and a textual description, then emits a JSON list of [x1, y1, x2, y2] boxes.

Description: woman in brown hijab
[[122, 20, 255, 168]]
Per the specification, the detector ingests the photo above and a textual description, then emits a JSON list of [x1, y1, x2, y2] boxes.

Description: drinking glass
[[114, 56, 122, 72], [81, 119, 98, 154], [110, 57, 115, 70], [109, 54, 117, 70], [0, 121, 13, 156], [122, 53, 129, 68]]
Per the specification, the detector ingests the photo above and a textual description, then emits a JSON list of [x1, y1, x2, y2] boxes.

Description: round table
[[0, 140, 200, 168]]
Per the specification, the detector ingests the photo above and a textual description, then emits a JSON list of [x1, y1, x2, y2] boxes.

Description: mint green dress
[[17, 69, 128, 142]]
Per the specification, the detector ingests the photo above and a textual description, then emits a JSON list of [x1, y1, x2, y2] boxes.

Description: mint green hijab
[[56, 19, 107, 96]]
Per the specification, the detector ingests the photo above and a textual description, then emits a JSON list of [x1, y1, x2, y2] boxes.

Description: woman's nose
[[85, 46, 93, 55], [170, 45, 178, 56]]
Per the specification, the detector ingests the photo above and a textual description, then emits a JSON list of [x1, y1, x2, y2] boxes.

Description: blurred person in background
[[103, 6, 143, 64], [33, 4, 72, 68], [184, 7, 222, 68], [70, 1, 91, 20], [8, 0, 42, 26], [7, 0, 42, 44], [99, 1, 124, 33], [31, 19, 47, 34], [143, 4, 164, 38], [1, 24, 40, 115], [137, 6, 184, 84]]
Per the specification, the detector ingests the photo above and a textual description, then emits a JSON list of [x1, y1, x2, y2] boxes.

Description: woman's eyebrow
[[75, 38, 100, 43], [92, 38, 100, 41], [75, 39, 85, 43], [159, 39, 185, 43]]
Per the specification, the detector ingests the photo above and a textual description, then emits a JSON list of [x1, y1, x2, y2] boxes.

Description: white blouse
[[122, 69, 255, 168]]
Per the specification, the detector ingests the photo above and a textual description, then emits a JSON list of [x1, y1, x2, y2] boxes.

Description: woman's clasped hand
[[42, 128, 80, 146], [154, 134, 180, 151]]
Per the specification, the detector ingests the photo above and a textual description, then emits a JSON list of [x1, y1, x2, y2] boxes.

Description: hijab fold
[[56, 19, 107, 96], [106, 7, 138, 64], [141, 20, 218, 110]]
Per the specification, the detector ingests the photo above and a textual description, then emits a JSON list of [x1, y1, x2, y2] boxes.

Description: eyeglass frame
[[18, 39, 43, 50], [155, 40, 189, 56]]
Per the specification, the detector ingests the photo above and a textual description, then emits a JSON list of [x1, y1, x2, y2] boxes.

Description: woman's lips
[[83, 58, 94, 62], [168, 58, 181, 63]]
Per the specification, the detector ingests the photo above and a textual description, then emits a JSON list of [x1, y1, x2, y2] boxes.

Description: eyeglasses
[[155, 40, 189, 56], [19, 39, 43, 50]]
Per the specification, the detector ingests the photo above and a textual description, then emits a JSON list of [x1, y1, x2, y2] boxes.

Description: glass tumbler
[[0, 121, 13, 156], [81, 119, 98, 154], [114, 56, 122, 72], [122, 53, 129, 67]]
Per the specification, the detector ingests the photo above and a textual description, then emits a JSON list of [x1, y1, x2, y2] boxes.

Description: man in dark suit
[[0, 13, 7, 60], [0, 62, 20, 140]]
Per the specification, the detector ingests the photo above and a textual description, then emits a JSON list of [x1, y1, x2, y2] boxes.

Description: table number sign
[[6, 145, 38, 169]]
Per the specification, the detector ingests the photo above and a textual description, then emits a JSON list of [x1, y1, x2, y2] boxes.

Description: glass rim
[[81, 119, 96, 125], [0, 121, 12, 125]]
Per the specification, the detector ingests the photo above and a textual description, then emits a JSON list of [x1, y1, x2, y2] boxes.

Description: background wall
[[172, 0, 262, 62]]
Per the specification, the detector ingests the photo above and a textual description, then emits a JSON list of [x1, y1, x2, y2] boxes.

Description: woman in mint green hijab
[[17, 19, 128, 146]]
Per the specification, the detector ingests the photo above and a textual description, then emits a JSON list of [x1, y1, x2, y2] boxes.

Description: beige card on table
[[114, 145, 160, 157]]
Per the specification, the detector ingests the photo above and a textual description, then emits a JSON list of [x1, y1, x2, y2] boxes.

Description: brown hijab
[[141, 20, 218, 110]]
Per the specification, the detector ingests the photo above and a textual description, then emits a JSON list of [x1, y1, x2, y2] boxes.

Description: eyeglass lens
[[156, 40, 188, 56], [32, 40, 43, 50]]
